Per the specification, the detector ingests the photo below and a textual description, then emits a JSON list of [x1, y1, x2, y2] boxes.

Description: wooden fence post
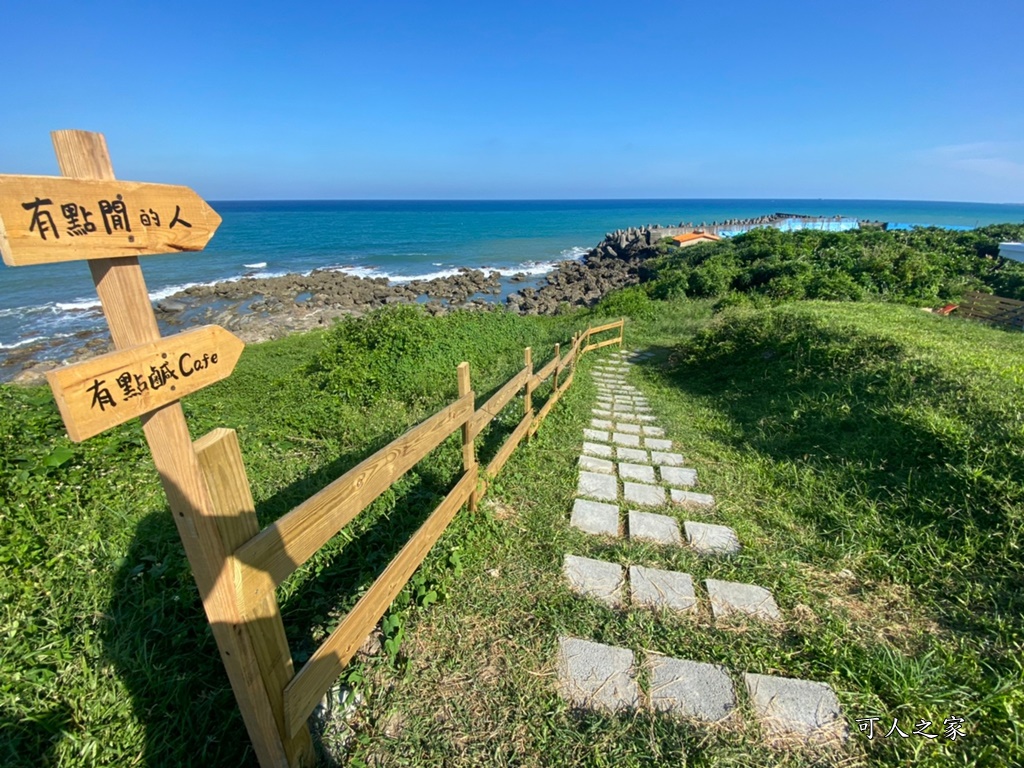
[[552, 343, 561, 391], [195, 429, 314, 766], [50, 131, 312, 768], [457, 362, 478, 511], [523, 347, 534, 417]]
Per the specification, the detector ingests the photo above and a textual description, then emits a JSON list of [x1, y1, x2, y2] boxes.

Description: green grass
[[3, 298, 1023, 766]]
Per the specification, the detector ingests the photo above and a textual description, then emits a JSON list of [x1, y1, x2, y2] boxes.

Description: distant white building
[[1000, 242, 1024, 262]]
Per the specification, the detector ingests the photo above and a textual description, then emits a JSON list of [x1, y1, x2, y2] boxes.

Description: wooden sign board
[[0, 175, 221, 266], [46, 325, 244, 442]]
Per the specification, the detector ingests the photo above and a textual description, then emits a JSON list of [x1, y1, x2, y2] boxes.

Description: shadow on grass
[[100, 373, 559, 766]]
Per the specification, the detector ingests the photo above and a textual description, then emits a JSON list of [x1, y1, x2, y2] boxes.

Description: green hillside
[[2, 296, 1022, 766]]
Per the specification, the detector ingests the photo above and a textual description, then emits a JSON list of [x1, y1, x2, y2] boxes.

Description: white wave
[[559, 245, 589, 260], [244, 261, 267, 269], [0, 336, 47, 350], [55, 298, 102, 311]]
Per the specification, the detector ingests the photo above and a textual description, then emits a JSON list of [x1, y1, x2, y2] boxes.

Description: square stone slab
[[641, 426, 664, 436], [706, 579, 781, 622], [579, 455, 614, 474], [570, 499, 620, 536], [591, 418, 613, 430], [644, 438, 673, 451], [624, 482, 666, 506], [614, 422, 641, 434], [612, 412, 641, 423], [630, 566, 696, 611], [684, 521, 740, 554], [651, 451, 684, 466], [618, 462, 656, 483], [563, 554, 624, 607], [616, 447, 649, 463], [583, 429, 610, 443], [592, 409, 613, 418], [557, 637, 640, 713], [578, 471, 617, 501], [628, 511, 682, 545], [671, 489, 715, 508], [647, 656, 735, 721], [635, 414, 657, 423], [612, 432, 641, 447], [744, 673, 848, 746], [582, 441, 613, 458], [661, 466, 697, 486]]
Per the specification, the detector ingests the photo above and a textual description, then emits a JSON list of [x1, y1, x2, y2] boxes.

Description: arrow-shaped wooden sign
[[46, 325, 244, 441], [0, 175, 221, 266]]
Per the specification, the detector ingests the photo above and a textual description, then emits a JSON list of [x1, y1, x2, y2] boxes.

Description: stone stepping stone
[[557, 637, 640, 713], [644, 438, 673, 451], [623, 482, 666, 506], [578, 455, 614, 474], [614, 423, 642, 434], [618, 462, 656, 483], [616, 447, 649, 463], [706, 579, 781, 622], [570, 499, 620, 536], [592, 409, 613, 418], [630, 566, 696, 611], [612, 412, 643, 424], [671, 489, 715, 508], [744, 674, 847, 747], [646, 656, 735, 721], [661, 466, 697, 486], [591, 418, 613, 430], [641, 426, 664, 436], [563, 554, 624, 607], [583, 441, 613, 458], [684, 521, 740, 554], [652, 451, 684, 466], [635, 415, 657, 423], [628, 511, 681, 545], [578, 471, 617, 501], [612, 432, 641, 448], [583, 428, 610, 443]]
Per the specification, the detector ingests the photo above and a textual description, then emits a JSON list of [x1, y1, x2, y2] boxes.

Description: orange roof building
[[672, 232, 722, 247]]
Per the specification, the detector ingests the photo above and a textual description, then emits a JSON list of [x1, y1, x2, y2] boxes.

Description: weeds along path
[[558, 348, 848, 754]]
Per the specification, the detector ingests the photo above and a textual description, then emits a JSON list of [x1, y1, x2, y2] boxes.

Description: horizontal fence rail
[[194, 317, 624, 766], [958, 291, 1024, 330]]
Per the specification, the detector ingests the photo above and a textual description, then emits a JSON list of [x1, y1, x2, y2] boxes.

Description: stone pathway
[[556, 349, 847, 750]]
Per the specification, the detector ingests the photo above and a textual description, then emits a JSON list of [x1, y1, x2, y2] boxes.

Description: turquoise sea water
[[2, 199, 1022, 362]]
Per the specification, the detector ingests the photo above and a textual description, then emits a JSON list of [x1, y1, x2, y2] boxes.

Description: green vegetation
[[645, 224, 1024, 305], [4, 225, 1024, 766]]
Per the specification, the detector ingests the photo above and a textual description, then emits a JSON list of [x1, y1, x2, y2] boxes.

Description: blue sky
[[2, 0, 1021, 201]]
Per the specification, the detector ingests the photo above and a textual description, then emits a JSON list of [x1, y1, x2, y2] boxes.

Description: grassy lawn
[[2, 300, 1022, 766]]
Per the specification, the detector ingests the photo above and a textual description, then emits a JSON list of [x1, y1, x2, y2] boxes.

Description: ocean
[[2, 199, 1023, 370]]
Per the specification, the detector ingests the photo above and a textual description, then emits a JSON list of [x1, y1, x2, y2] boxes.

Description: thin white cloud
[[924, 141, 1024, 182]]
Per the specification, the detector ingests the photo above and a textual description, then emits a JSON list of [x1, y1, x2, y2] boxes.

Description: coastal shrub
[[593, 285, 658, 320], [311, 304, 575, 411], [647, 224, 1024, 305]]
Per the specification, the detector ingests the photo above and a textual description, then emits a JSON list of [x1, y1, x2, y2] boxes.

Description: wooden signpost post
[[0, 131, 315, 768]]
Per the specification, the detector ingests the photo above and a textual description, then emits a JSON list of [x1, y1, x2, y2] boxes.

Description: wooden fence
[[196, 318, 624, 766], [957, 291, 1024, 331]]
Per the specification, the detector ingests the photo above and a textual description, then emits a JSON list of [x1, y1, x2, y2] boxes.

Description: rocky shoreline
[[4, 215, 828, 384]]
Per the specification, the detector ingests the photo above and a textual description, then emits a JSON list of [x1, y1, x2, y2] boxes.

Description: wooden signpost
[[46, 325, 245, 441], [0, 176, 220, 265], [1, 130, 316, 768]]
